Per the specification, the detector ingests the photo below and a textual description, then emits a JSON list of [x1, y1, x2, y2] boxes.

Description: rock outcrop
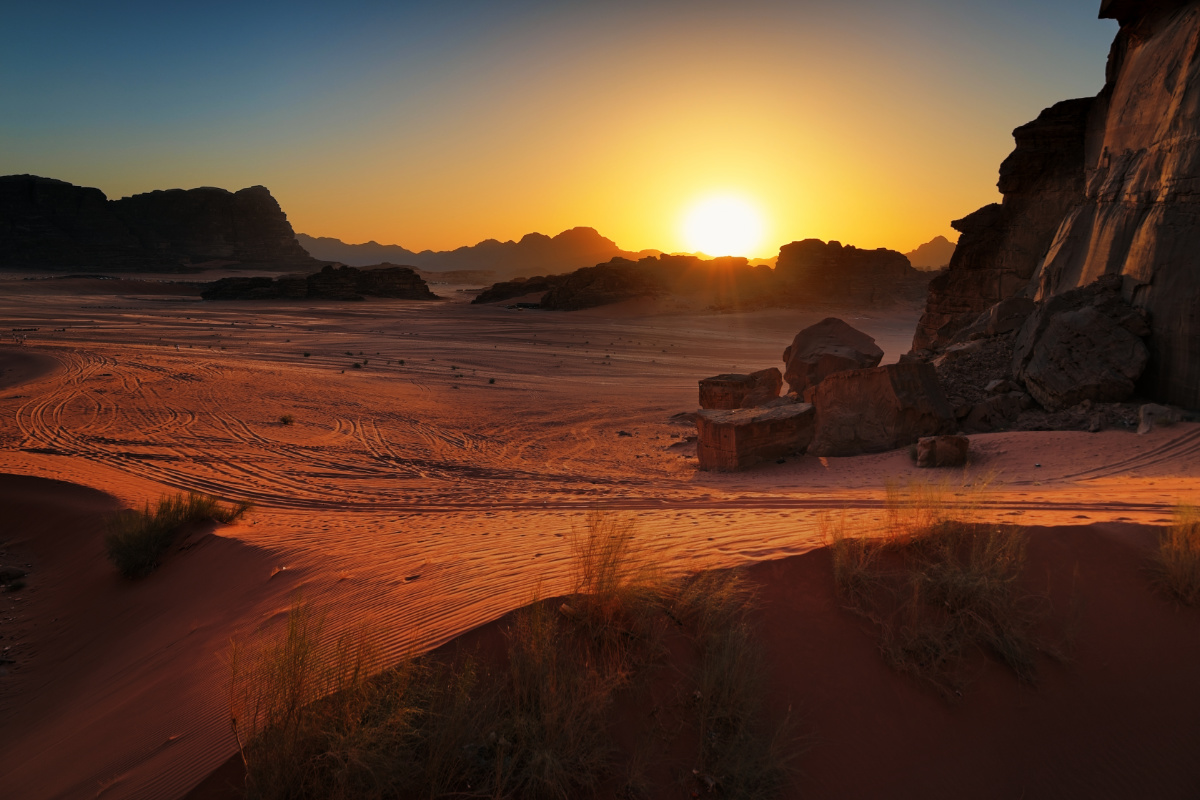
[[776, 239, 930, 306], [695, 402, 815, 471], [471, 275, 568, 305], [0, 175, 319, 271], [912, 99, 1094, 351], [698, 369, 782, 410], [808, 362, 955, 457], [905, 236, 958, 270], [201, 264, 437, 301], [1011, 276, 1149, 411], [782, 318, 884, 396], [539, 261, 670, 310], [914, 1, 1200, 409]]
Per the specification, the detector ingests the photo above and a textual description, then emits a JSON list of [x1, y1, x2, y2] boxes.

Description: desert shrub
[[302, 352, 311, 358], [231, 515, 798, 800], [828, 481, 1056, 698], [279, 414, 294, 426], [1152, 505, 1200, 606], [105, 492, 251, 579], [672, 570, 797, 799]]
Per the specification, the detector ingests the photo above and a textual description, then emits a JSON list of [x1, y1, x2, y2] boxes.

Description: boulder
[[962, 392, 1026, 434], [695, 402, 815, 471], [1138, 403, 1182, 435], [698, 368, 782, 410], [916, 435, 970, 468], [1012, 277, 1149, 412], [808, 362, 955, 457], [781, 318, 884, 396]]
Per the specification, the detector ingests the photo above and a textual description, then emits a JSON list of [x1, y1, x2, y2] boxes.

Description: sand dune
[[0, 277, 1197, 798]]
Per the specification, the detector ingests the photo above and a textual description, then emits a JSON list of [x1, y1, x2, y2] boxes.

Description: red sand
[[0, 275, 1197, 798]]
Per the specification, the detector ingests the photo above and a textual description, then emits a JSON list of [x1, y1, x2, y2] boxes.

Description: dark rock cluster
[[913, 1, 1200, 409], [201, 264, 437, 301], [0, 175, 318, 271]]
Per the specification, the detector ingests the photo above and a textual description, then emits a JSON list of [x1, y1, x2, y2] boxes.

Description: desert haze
[[3, 1, 1200, 799]]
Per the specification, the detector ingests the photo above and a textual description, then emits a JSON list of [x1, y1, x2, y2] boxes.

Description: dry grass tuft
[[827, 480, 1058, 699], [105, 492, 251, 578], [228, 513, 798, 799], [1152, 506, 1200, 606]]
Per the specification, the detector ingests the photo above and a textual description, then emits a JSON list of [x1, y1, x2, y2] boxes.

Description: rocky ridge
[[201, 264, 437, 301], [0, 175, 318, 271]]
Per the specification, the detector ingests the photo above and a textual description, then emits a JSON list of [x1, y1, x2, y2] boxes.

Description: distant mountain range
[[297, 227, 662, 280], [904, 235, 957, 270]]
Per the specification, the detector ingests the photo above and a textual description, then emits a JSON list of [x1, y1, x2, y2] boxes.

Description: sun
[[681, 195, 766, 257]]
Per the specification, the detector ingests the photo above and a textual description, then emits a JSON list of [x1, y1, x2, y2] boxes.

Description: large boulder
[[699, 368, 782, 410], [782, 318, 884, 396], [916, 435, 970, 468], [808, 362, 955, 457], [695, 402, 815, 471], [1012, 276, 1149, 412]]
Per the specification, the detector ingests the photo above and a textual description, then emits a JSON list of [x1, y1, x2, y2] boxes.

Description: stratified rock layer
[[698, 369, 782, 410], [695, 402, 815, 471], [0, 175, 318, 270]]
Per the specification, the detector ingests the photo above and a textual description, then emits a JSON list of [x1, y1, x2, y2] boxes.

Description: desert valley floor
[[1, 275, 1198, 799]]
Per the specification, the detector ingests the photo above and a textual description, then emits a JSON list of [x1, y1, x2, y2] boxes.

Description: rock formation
[[781, 318, 884, 396], [776, 240, 930, 306], [201, 264, 436, 301], [471, 275, 568, 305], [912, 99, 1094, 351], [0, 175, 319, 271], [539, 261, 670, 310], [914, 1, 1200, 409], [698, 369, 783, 410], [808, 362, 955, 457], [695, 402, 815, 471]]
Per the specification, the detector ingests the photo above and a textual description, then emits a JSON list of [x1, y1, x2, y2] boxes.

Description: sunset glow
[[682, 195, 766, 257]]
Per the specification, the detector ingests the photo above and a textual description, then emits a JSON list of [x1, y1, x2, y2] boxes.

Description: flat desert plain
[[1, 274, 1198, 799]]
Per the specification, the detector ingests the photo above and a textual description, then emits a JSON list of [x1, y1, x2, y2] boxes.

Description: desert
[[4, 1, 1200, 799]]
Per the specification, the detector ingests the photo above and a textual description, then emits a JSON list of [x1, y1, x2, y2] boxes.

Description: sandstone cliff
[[0, 175, 319, 271], [914, 0, 1200, 409]]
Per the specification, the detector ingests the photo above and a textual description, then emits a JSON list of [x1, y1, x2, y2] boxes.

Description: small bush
[[278, 414, 294, 426], [302, 352, 310, 358], [1153, 506, 1200, 605], [489, 377, 496, 384], [105, 492, 251, 579], [352, 362, 363, 369], [827, 482, 1056, 698]]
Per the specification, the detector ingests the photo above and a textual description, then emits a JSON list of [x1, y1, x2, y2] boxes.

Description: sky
[[1, 1, 1117, 257]]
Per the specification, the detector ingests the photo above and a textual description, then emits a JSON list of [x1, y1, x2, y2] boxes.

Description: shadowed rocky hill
[[0, 175, 319, 271], [914, 0, 1200, 409]]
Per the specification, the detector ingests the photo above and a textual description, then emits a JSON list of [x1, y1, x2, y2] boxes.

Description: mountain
[[0, 175, 319, 271], [296, 227, 660, 280], [914, 0, 1200, 409], [904, 235, 957, 270]]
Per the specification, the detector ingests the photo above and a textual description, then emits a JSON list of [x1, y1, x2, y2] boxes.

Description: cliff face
[[0, 175, 318, 270], [914, 0, 1200, 409], [912, 99, 1093, 350], [1033, 1, 1200, 407]]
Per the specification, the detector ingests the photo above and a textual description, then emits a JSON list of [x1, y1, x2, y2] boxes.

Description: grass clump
[[1152, 505, 1200, 606], [230, 513, 798, 799], [279, 414, 295, 426], [827, 481, 1057, 699], [105, 492, 251, 579]]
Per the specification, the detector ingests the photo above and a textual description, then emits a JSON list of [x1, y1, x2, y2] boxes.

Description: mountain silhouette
[[904, 235, 957, 270], [297, 227, 660, 280]]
